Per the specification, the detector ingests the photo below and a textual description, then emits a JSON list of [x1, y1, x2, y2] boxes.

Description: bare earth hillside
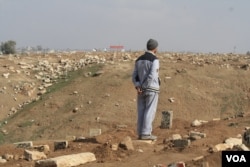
[[0, 52, 250, 167]]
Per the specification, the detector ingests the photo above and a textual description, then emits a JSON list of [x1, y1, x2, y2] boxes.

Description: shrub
[[0, 40, 16, 54]]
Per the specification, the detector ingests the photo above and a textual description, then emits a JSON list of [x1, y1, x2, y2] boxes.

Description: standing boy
[[132, 39, 160, 140]]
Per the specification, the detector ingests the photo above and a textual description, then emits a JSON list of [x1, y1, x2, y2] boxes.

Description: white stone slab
[[35, 152, 96, 167]]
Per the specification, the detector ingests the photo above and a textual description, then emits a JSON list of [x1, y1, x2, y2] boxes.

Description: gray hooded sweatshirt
[[132, 51, 160, 92]]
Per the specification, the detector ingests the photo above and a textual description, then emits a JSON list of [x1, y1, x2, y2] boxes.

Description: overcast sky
[[0, 0, 249, 53]]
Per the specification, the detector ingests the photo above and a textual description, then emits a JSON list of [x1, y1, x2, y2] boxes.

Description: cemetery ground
[[0, 52, 250, 166]]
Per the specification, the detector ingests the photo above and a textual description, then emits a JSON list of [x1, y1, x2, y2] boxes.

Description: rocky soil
[[0, 51, 250, 167]]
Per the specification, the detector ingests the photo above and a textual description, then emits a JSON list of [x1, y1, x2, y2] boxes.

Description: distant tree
[[246, 51, 250, 56], [37, 45, 43, 51], [0, 40, 16, 54]]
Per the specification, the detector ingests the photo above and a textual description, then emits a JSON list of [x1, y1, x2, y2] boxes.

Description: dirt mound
[[93, 143, 133, 163], [0, 52, 250, 167]]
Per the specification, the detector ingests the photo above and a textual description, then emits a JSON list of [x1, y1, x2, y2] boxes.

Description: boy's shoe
[[140, 135, 157, 140]]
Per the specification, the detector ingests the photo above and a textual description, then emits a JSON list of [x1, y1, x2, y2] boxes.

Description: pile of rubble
[[1, 52, 250, 167], [1, 52, 135, 119], [1, 52, 250, 120], [0, 122, 250, 167], [0, 140, 96, 167]]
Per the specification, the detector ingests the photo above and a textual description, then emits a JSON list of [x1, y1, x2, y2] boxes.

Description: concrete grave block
[[111, 143, 119, 151], [225, 137, 242, 146], [14, 141, 33, 148], [24, 149, 47, 161], [116, 124, 128, 129], [212, 118, 220, 121], [191, 119, 202, 127], [35, 152, 96, 167], [74, 137, 86, 142], [190, 135, 202, 140], [54, 140, 68, 151], [172, 139, 190, 148], [172, 134, 182, 140], [65, 135, 76, 141], [160, 111, 173, 129], [190, 131, 206, 138], [213, 143, 233, 152], [89, 128, 101, 137], [168, 162, 185, 167], [243, 129, 250, 147]]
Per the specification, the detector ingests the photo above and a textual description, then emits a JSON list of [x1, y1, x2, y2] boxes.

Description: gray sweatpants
[[137, 91, 159, 136]]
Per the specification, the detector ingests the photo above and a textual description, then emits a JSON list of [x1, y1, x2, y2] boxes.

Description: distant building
[[48, 49, 55, 53], [109, 45, 124, 51]]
